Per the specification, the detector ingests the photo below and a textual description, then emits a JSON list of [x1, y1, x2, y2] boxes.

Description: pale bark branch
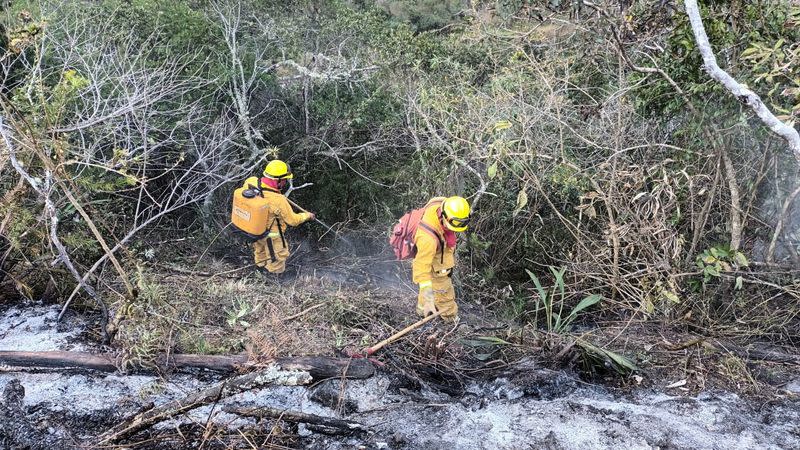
[[96, 365, 312, 445], [684, 0, 800, 160]]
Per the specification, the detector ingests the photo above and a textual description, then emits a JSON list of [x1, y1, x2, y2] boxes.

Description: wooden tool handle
[[366, 311, 442, 355]]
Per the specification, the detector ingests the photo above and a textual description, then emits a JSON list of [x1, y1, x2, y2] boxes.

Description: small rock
[[297, 423, 312, 437], [390, 431, 407, 445]]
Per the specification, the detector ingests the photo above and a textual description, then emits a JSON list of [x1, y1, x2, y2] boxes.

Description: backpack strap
[[269, 217, 287, 249], [266, 236, 277, 262], [418, 222, 445, 265]]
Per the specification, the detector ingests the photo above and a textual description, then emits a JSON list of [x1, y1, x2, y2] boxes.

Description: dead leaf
[[665, 379, 687, 389]]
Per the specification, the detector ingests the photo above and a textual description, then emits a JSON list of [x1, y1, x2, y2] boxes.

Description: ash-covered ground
[[2, 304, 799, 449]]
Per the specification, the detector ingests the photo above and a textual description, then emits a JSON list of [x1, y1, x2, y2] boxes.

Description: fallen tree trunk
[[224, 405, 370, 435], [662, 340, 800, 365], [96, 365, 312, 445], [0, 351, 375, 379], [715, 341, 800, 365]]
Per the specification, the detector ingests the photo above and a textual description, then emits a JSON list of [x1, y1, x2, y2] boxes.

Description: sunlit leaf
[[513, 189, 528, 216], [661, 290, 680, 304], [734, 252, 749, 267], [487, 161, 498, 179], [474, 336, 512, 345], [493, 120, 512, 132], [642, 297, 655, 314]]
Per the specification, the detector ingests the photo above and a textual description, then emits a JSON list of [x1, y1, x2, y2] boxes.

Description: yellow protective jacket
[[260, 186, 312, 235], [412, 198, 456, 286]]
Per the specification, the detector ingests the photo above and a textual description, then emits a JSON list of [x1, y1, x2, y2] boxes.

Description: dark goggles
[[443, 212, 471, 228]]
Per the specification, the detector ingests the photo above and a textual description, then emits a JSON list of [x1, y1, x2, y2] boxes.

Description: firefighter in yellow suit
[[412, 196, 471, 322], [252, 160, 314, 274]]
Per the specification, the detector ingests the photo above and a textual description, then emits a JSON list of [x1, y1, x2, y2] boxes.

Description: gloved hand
[[420, 285, 437, 316]]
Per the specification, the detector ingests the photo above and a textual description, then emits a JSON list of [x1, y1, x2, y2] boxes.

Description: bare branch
[[684, 0, 800, 159]]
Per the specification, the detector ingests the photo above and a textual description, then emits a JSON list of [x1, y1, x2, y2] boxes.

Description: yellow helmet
[[242, 176, 260, 189], [441, 196, 471, 232], [262, 160, 293, 180]]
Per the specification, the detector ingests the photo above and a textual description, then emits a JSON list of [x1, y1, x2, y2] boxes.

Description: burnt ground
[[1, 231, 800, 448]]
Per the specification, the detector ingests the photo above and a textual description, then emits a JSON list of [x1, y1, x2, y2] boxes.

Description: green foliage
[[740, 4, 800, 118], [695, 245, 749, 285], [375, 0, 464, 31], [225, 298, 262, 328], [100, 0, 221, 62], [526, 267, 602, 334], [576, 339, 639, 375]]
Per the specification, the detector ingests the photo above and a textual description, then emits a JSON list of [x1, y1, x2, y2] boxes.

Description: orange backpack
[[231, 185, 271, 242], [389, 199, 444, 260]]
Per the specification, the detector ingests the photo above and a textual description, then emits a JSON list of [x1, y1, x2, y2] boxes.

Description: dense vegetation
[[1, 0, 799, 371]]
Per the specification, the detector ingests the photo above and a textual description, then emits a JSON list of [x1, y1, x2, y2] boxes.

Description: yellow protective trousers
[[416, 271, 458, 321], [253, 232, 290, 274]]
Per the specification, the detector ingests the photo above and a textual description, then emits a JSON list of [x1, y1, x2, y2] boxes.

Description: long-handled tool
[[285, 197, 338, 237], [285, 197, 357, 250], [365, 311, 442, 356]]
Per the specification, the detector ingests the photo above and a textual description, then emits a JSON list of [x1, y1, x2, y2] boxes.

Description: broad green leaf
[[526, 269, 548, 306], [661, 290, 680, 304], [702, 255, 717, 264], [562, 294, 602, 330], [487, 161, 498, 179], [570, 294, 601, 316], [734, 252, 749, 267], [474, 336, 512, 345], [577, 339, 639, 373], [740, 47, 760, 58], [604, 348, 639, 373]]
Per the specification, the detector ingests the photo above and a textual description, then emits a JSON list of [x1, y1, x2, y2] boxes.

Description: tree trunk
[[0, 351, 375, 379]]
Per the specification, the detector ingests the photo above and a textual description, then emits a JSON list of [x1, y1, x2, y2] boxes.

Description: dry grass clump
[[112, 256, 421, 368]]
